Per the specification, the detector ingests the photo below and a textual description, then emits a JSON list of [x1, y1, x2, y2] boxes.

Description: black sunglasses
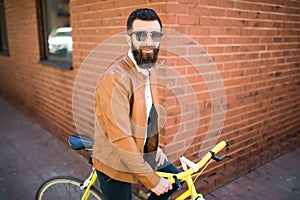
[[128, 31, 163, 42]]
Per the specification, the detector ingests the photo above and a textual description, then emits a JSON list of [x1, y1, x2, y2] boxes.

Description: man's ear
[[126, 35, 131, 46]]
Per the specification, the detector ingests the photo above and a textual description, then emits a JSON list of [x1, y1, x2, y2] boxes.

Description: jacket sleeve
[[95, 73, 160, 189]]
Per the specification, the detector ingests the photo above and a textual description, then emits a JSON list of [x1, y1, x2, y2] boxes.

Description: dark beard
[[131, 42, 159, 70]]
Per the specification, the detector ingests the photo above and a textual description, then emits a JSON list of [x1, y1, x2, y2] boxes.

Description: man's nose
[[145, 33, 154, 45]]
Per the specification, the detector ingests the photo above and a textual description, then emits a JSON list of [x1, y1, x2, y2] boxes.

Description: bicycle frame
[[157, 141, 227, 200], [80, 141, 227, 200], [81, 168, 98, 200], [157, 170, 203, 199]]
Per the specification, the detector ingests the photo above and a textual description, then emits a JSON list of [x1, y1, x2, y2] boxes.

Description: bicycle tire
[[35, 176, 104, 200]]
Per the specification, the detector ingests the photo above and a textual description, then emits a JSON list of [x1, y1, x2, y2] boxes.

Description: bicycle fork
[[81, 167, 98, 200]]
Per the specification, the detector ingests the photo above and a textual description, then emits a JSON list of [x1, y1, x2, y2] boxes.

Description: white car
[[48, 27, 72, 56]]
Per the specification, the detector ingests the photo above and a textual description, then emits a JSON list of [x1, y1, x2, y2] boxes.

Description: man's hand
[[156, 147, 168, 167], [151, 177, 172, 196]]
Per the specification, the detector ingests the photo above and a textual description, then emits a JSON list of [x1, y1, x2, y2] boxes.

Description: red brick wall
[[0, 0, 299, 194], [0, 0, 77, 140], [162, 0, 300, 192]]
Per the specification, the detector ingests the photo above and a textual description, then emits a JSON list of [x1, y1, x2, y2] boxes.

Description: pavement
[[0, 96, 299, 200]]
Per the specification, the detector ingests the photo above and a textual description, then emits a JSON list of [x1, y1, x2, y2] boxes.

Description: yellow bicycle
[[35, 134, 229, 200]]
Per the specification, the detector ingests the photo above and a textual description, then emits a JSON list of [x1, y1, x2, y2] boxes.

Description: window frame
[[0, 0, 9, 56], [37, 0, 73, 70]]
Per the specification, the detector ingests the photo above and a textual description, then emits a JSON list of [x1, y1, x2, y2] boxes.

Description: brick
[[200, 17, 219, 26], [218, 0, 235, 8], [166, 3, 189, 14], [178, 15, 199, 25], [178, 0, 198, 5], [165, 14, 177, 24], [209, 27, 225, 35], [189, 27, 209, 36]]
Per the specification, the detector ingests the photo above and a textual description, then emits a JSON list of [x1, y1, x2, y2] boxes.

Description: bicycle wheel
[[36, 176, 104, 200]]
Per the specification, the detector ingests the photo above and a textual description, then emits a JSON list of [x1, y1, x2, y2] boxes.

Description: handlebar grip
[[195, 141, 227, 170], [211, 141, 227, 154]]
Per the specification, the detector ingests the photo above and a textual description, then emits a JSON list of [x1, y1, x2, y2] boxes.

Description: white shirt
[[128, 51, 153, 143], [128, 51, 153, 119]]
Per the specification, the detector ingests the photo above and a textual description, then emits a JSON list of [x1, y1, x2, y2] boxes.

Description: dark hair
[[127, 8, 162, 33]]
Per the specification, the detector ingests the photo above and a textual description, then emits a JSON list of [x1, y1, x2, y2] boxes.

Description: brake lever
[[167, 176, 182, 200], [210, 151, 232, 162], [173, 175, 181, 189]]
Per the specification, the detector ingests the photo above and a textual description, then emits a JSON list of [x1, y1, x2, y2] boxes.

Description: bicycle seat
[[68, 134, 94, 150]]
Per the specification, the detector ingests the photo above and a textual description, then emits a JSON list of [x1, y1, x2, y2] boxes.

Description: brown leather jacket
[[92, 55, 161, 189]]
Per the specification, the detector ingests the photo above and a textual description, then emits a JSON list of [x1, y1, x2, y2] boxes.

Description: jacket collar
[[123, 54, 160, 106], [123, 54, 149, 81]]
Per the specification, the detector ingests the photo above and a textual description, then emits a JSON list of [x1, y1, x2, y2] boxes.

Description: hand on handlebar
[[151, 177, 172, 196]]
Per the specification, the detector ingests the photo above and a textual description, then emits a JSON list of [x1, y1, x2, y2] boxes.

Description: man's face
[[129, 19, 162, 70]]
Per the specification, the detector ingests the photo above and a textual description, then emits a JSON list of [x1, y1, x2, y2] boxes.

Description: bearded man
[[93, 8, 179, 200]]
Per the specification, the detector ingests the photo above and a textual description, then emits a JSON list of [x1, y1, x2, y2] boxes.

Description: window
[[39, 0, 72, 68], [0, 0, 9, 55]]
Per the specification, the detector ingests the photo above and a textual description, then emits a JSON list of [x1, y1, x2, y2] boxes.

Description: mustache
[[140, 45, 156, 49]]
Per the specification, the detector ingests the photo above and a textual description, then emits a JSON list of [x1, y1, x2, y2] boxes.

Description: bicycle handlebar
[[157, 141, 227, 183], [195, 141, 227, 170]]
